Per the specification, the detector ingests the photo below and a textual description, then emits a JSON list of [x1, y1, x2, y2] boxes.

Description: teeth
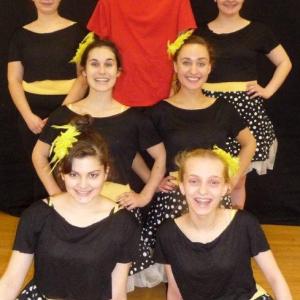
[[95, 78, 109, 82]]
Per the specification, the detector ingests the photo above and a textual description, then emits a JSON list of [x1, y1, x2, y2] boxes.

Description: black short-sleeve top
[[13, 200, 140, 300], [8, 23, 86, 83], [154, 210, 270, 300], [195, 22, 279, 82], [147, 99, 246, 173], [39, 106, 162, 185]]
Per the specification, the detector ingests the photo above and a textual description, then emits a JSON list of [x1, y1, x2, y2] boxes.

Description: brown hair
[[54, 115, 110, 190], [172, 34, 215, 94], [175, 148, 230, 183], [80, 36, 122, 69]]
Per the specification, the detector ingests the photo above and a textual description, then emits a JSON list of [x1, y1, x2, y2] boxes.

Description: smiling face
[[83, 46, 120, 93], [179, 156, 228, 216], [215, 0, 244, 16], [174, 43, 212, 91], [32, 0, 61, 14], [62, 156, 108, 204]]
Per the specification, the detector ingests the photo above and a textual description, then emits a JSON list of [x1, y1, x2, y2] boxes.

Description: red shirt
[[88, 0, 196, 106]]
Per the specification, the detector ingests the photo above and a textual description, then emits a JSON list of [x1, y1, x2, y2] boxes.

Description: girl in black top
[[32, 37, 166, 276], [154, 148, 292, 300], [0, 116, 140, 300], [195, 0, 292, 208], [8, 0, 86, 201], [132, 34, 255, 287]]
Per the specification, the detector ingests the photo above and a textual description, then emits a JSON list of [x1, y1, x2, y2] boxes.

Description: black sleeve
[[13, 201, 51, 254], [38, 107, 74, 145], [255, 22, 280, 54], [135, 110, 162, 150], [243, 211, 270, 257], [8, 29, 22, 62], [153, 222, 171, 264], [116, 210, 141, 263]]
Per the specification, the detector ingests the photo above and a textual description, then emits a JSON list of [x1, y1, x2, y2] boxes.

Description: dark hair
[[172, 34, 215, 93], [80, 36, 122, 69], [57, 115, 110, 175]]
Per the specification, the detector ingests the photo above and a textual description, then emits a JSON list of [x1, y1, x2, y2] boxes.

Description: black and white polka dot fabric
[[203, 90, 277, 174], [17, 282, 46, 300]]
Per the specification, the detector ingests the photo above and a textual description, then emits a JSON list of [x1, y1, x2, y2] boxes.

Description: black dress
[[8, 23, 86, 202], [132, 99, 246, 285], [14, 200, 140, 300], [154, 210, 273, 300], [195, 22, 279, 174], [39, 105, 162, 275]]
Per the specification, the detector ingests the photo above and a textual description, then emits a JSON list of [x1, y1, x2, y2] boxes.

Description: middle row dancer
[[32, 36, 166, 275], [132, 33, 256, 286]]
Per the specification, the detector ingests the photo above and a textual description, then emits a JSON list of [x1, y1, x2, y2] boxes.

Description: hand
[[158, 176, 177, 193], [246, 82, 271, 99], [117, 191, 148, 210], [229, 175, 240, 192], [24, 113, 47, 134]]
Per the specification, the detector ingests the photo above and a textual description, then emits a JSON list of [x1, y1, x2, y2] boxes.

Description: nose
[[98, 64, 106, 74], [78, 176, 88, 188], [190, 63, 198, 74], [198, 183, 207, 195]]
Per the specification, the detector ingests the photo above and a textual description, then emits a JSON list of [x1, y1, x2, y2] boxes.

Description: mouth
[[95, 78, 110, 83], [74, 189, 93, 197], [193, 197, 212, 207]]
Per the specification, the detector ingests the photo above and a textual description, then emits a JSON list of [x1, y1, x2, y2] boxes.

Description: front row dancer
[[0, 116, 140, 300], [154, 148, 292, 300]]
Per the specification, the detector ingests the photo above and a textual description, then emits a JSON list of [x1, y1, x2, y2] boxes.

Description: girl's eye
[[197, 62, 205, 67], [188, 178, 198, 185], [69, 172, 77, 178], [104, 62, 114, 68], [89, 172, 99, 179], [182, 60, 191, 66], [209, 180, 220, 186], [90, 61, 99, 67]]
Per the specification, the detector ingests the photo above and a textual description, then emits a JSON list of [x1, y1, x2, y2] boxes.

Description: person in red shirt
[[87, 0, 196, 106]]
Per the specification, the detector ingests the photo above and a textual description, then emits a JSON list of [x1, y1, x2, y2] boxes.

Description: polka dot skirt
[[203, 90, 277, 169], [17, 282, 46, 300]]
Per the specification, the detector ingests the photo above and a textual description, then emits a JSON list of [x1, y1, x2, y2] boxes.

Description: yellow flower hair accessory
[[212, 146, 239, 179], [70, 32, 95, 64], [49, 124, 81, 172], [167, 29, 194, 57]]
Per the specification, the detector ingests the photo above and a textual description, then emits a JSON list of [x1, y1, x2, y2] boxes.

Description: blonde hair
[[175, 148, 231, 183]]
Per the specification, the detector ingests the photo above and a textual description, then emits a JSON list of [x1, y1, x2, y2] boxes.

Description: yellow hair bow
[[49, 124, 81, 172], [167, 29, 194, 57], [212, 146, 240, 178], [70, 32, 95, 64]]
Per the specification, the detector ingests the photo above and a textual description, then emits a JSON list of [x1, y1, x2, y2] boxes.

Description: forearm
[[132, 153, 151, 184], [32, 145, 61, 195], [0, 280, 21, 300], [237, 139, 256, 178], [62, 74, 87, 105], [264, 59, 292, 98], [8, 81, 32, 120], [269, 276, 293, 300], [140, 156, 165, 205]]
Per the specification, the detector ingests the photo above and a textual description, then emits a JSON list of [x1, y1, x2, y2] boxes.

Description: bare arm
[[254, 250, 292, 300], [32, 140, 62, 195], [111, 263, 130, 300], [62, 72, 88, 105], [131, 153, 151, 184], [231, 127, 256, 188], [0, 251, 33, 300], [119, 143, 166, 209], [247, 45, 292, 99], [7, 61, 46, 134], [165, 265, 183, 300]]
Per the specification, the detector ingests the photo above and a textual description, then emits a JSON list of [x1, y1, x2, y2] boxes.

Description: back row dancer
[[195, 0, 292, 207]]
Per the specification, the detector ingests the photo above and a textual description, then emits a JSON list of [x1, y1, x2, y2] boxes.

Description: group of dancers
[[0, 0, 293, 299]]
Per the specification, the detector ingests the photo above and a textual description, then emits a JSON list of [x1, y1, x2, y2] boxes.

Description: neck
[[37, 12, 61, 24], [83, 90, 115, 112], [215, 13, 244, 26], [187, 209, 220, 231], [66, 193, 100, 212], [177, 86, 205, 101]]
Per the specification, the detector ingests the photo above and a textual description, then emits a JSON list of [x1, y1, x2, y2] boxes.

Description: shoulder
[[47, 105, 75, 124], [157, 218, 176, 238], [112, 209, 140, 228], [20, 200, 52, 223], [235, 209, 261, 228]]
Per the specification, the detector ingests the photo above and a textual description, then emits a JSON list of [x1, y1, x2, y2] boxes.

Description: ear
[[82, 70, 87, 77], [173, 61, 178, 74], [179, 181, 185, 196], [222, 182, 230, 197], [116, 68, 122, 78], [208, 63, 212, 75], [104, 166, 110, 181]]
